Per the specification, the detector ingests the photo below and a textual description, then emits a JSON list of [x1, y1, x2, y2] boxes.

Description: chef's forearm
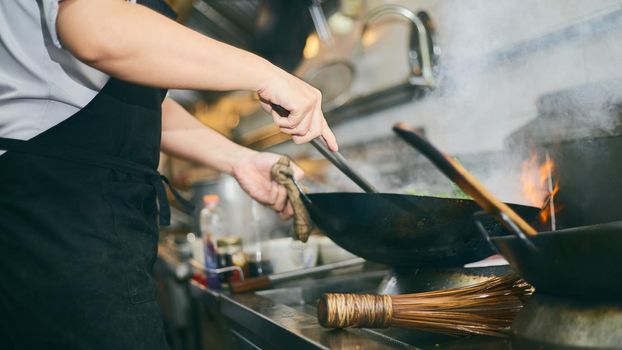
[[57, 0, 276, 92], [160, 98, 256, 174]]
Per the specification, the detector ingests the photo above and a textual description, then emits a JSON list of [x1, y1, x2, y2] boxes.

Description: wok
[[541, 136, 622, 228], [388, 121, 622, 298], [477, 216, 622, 300], [303, 192, 539, 268]]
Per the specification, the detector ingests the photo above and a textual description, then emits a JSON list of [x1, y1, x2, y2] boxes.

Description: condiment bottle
[[200, 194, 224, 289], [216, 236, 247, 283]]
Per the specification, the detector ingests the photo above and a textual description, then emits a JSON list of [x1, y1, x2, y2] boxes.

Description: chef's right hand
[[256, 67, 338, 152]]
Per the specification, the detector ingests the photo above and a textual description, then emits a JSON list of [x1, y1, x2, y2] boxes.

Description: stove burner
[[377, 265, 511, 294], [511, 294, 622, 349]]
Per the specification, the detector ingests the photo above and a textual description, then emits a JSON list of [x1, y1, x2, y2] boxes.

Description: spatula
[[392, 122, 537, 236]]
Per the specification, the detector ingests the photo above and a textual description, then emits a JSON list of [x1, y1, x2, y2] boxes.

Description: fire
[[520, 152, 562, 229], [538, 182, 560, 222], [520, 154, 548, 207]]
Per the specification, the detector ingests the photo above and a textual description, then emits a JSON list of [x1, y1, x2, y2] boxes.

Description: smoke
[[430, 0, 622, 145], [406, 0, 622, 204], [322, 0, 622, 206]]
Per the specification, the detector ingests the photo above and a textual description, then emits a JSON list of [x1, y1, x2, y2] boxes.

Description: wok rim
[[490, 219, 622, 242], [306, 192, 474, 202], [306, 192, 540, 267], [489, 219, 622, 299], [307, 192, 538, 210]]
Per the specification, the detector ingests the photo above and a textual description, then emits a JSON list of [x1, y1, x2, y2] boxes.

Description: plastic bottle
[[199, 194, 224, 288], [186, 232, 204, 269]]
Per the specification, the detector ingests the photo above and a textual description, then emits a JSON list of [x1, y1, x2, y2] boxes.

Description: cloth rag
[[271, 156, 313, 242]]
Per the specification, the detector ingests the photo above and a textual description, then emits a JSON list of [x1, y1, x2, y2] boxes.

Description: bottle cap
[[203, 194, 220, 205]]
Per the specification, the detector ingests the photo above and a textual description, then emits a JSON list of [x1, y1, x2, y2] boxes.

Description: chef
[[0, 0, 337, 348]]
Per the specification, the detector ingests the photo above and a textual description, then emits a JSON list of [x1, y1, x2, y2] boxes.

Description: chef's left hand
[[232, 152, 303, 219]]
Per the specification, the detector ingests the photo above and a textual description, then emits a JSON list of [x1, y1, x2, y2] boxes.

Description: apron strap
[[0, 137, 194, 226]]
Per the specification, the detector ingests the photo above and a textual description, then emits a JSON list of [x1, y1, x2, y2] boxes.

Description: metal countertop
[[188, 267, 514, 350]]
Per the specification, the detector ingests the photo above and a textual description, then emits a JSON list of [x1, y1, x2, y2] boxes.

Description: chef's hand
[[232, 151, 303, 219], [257, 67, 338, 152]]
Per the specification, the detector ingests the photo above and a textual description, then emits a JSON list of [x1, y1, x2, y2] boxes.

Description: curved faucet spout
[[362, 5, 438, 86]]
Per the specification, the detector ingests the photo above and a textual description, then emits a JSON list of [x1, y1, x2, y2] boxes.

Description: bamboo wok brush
[[318, 274, 533, 336]]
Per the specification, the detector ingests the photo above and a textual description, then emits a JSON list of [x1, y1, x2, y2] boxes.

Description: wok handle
[[271, 103, 378, 193], [231, 258, 366, 294], [392, 122, 537, 236], [473, 211, 537, 251], [230, 276, 272, 294]]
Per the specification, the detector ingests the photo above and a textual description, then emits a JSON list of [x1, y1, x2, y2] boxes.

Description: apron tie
[[154, 175, 195, 226], [150, 175, 171, 226]]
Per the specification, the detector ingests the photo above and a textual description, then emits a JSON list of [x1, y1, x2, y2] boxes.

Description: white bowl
[[316, 236, 358, 264], [264, 237, 319, 274]]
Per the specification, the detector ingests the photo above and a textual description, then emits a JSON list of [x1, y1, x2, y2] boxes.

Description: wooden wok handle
[[230, 276, 271, 294], [392, 122, 537, 236]]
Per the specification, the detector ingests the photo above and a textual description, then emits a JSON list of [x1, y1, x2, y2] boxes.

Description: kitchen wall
[[328, 0, 622, 154]]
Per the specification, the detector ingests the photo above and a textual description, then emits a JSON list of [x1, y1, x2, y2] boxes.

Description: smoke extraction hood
[[172, 0, 321, 73], [165, 0, 320, 105], [180, 0, 259, 49]]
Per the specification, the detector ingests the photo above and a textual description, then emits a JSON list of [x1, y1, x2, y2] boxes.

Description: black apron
[[0, 2, 181, 348]]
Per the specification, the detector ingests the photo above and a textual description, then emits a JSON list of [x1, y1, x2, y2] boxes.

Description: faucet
[[361, 4, 439, 87]]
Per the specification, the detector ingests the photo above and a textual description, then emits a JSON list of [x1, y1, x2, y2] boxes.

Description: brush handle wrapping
[[318, 293, 393, 328]]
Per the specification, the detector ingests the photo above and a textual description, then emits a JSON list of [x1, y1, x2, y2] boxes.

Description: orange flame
[[520, 154, 546, 207], [520, 153, 562, 228], [538, 182, 560, 223]]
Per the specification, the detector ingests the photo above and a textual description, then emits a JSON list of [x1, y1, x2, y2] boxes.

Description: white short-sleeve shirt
[[0, 1, 134, 142]]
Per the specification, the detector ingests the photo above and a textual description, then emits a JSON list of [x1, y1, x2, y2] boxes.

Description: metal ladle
[[309, 138, 377, 193], [271, 103, 377, 193]]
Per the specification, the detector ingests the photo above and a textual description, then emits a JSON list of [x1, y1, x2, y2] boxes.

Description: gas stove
[[512, 295, 622, 349]]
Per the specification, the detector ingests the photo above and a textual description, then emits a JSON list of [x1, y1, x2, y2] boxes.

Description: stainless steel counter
[[188, 265, 515, 350], [158, 241, 613, 350]]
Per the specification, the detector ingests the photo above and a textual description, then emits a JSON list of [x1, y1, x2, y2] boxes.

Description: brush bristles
[[319, 274, 533, 336]]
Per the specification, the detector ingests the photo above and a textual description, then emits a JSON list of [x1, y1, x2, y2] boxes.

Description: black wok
[[478, 218, 622, 300], [304, 192, 539, 268], [388, 121, 622, 298]]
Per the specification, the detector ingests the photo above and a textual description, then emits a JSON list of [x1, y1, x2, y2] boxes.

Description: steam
[[431, 0, 622, 148], [323, 0, 622, 205], [430, 0, 622, 204]]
